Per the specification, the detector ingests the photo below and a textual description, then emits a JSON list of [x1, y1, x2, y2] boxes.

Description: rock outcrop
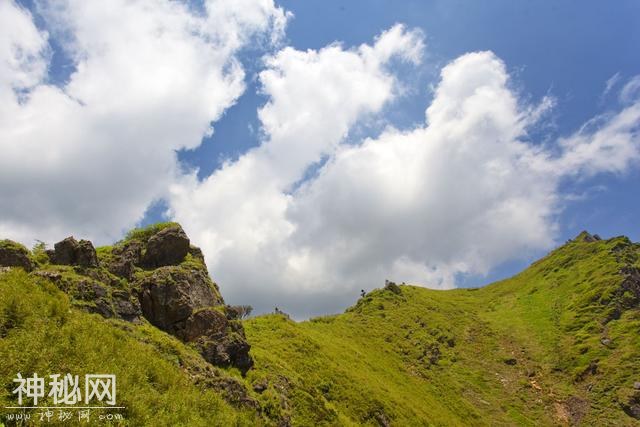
[[52, 237, 99, 267], [4, 223, 253, 373], [197, 321, 253, 372], [108, 240, 143, 280], [138, 266, 223, 331], [574, 230, 602, 243], [0, 240, 33, 271], [141, 225, 190, 268], [136, 263, 253, 372]]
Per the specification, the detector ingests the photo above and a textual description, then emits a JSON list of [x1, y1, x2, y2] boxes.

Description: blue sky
[[178, 0, 640, 168], [2, 0, 640, 316]]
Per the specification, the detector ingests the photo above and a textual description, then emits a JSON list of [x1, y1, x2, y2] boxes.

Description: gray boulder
[[52, 237, 98, 267], [137, 266, 223, 331], [141, 225, 190, 268], [198, 332, 253, 373], [177, 308, 228, 342]]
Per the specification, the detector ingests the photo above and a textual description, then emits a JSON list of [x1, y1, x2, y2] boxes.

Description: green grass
[[1, 231, 639, 425], [0, 240, 29, 253], [244, 236, 640, 426], [0, 269, 258, 426], [123, 222, 180, 244]]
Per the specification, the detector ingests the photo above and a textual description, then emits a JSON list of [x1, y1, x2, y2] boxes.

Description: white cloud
[[0, 0, 288, 244], [602, 72, 621, 99], [169, 24, 427, 314], [287, 52, 560, 290], [171, 46, 640, 318], [0, 1, 48, 94], [619, 75, 640, 105], [557, 102, 640, 175]]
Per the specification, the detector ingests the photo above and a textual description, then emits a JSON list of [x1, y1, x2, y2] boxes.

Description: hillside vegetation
[[0, 269, 258, 426], [1, 227, 639, 426], [245, 232, 640, 425]]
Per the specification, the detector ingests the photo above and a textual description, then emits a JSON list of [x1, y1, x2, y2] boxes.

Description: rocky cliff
[[0, 222, 253, 373]]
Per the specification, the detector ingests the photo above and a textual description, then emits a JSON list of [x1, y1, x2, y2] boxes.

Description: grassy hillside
[[0, 269, 258, 426], [1, 230, 639, 425], [244, 234, 640, 426]]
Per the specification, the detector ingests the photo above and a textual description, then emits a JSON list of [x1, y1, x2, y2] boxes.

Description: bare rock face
[[198, 331, 254, 373], [138, 266, 223, 330], [52, 238, 76, 265], [141, 225, 190, 268], [112, 290, 143, 322], [0, 240, 33, 271], [176, 308, 253, 372], [52, 237, 98, 268], [136, 261, 253, 372], [177, 309, 228, 342]]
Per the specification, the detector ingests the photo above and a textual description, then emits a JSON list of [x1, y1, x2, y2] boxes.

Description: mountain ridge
[[1, 224, 639, 425]]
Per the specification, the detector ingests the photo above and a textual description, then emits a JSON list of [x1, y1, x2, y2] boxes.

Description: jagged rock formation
[[0, 223, 253, 373], [138, 266, 223, 330], [51, 237, 99, 267], [141, 225, 190, 268], [573, 230, 602, 243]]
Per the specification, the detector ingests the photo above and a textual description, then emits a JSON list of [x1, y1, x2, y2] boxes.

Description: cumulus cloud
[[0, 1, 48, 94], [169, 24, 426, 314], [288, 57, 640, 299], [171, 45, 640, 318], [0, 0, 288, 244]]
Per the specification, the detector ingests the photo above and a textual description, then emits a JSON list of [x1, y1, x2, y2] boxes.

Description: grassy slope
[[245, 236, 640, 426], [0, 270, 258, 426], [1, 234, 639, 426]]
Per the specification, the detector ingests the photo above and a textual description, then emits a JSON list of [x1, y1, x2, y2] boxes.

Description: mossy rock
[[0, 239, 33, 271]]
